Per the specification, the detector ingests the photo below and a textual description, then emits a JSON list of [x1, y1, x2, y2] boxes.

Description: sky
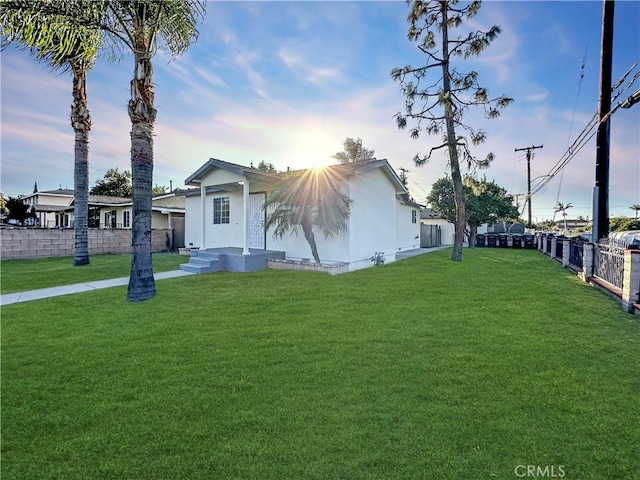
[[1, 0, 639, 223]]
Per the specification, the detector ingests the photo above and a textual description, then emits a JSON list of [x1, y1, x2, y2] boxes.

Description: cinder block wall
[[0, 228, 172, 260]]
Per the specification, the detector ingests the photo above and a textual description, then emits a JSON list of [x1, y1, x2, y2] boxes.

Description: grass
[[2, 248, 639, 479], [0, 253, 185, 294]]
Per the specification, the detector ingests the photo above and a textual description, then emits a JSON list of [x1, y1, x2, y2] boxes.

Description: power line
[[526, 59, 640, 200]]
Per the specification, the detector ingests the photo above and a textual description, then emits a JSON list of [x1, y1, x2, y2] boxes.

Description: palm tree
[[630, 204, 640, 219], [1, 2, 102, 266], [554, 201, 573, 234], [103, 0, 206, 302], [264, 167, 353, 264], [33, 0, 205, 300]]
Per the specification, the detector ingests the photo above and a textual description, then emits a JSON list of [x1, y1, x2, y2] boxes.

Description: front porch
[[179, 247, 285, 274]]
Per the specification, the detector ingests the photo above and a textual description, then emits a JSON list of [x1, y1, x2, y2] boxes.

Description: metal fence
[[593, 238, 626, 289], [420, 224, 441, 248], [555, 237, 564, 259], [569, 238, 585, 270]]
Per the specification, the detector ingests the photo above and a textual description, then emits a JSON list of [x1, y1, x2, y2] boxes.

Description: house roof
[[397, 193, 424, 209], [87, 195, 132, 205], [29, 204, 72, 213], [185, 158, 279, 186], [184, 157, 410, 194], [420, 208, 445, 219], [21, 188, 74, 200]]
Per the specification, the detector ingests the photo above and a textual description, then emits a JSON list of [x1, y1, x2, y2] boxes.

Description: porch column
[[242, 180, 250, 255], [200, 183, 206, 250]]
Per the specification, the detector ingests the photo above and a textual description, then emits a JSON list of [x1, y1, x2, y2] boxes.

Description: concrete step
[[180, 262, 221, 274]]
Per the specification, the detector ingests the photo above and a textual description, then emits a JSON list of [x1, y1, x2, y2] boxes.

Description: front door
[[248, 193, 266, 249]]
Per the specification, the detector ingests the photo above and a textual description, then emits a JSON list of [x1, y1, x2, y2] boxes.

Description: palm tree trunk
[[440, 1, 465, 262], [302, 221, 321, 264], [70, 61, 91, 266], [127, 50, 157, 302]]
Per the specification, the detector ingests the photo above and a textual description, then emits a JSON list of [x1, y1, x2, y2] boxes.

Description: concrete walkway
[[1, 270, 194, 306], [396, 245, 449, 259], [1, 246, 450, 306]]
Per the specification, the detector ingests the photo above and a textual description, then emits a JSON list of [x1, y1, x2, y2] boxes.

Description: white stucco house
[[181, 158, 422, 272]]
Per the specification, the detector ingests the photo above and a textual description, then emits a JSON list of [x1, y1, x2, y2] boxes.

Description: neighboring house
[[22, 188, 74, 227], [182, 158, 422, 271], [92, 192, 186, 230], [21, 186, 185, 235], [553, 218, 591, 234], [420, 208, 454, 245]]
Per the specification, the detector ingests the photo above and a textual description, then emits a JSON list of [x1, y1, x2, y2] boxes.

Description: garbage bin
[[498, 233, 509, 248], [486, 234, 497, 247], [476, 234, 486, 247], [512, 234, 523, 248], [523, 234, 535, 249]]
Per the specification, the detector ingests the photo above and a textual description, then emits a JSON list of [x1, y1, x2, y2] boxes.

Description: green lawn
[[0, 253, 185, 294], [2, 249, 638, 479]]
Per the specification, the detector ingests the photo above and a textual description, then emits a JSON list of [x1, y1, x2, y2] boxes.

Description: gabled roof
[[185, 157, 410, 194], [22, 188, 74, 199], [185, 158, 279, 186], [397, 193, 424, 209]]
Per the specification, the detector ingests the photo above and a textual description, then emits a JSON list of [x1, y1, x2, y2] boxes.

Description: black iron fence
[[569, 237, 585, 270]]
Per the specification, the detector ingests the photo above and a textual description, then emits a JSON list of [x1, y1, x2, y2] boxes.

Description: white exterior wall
[[204, 190, 244, 248], [266, 178, 351, 263], [422, 218, 455, 245], [184, 194, 201, 247], [151, 211, 169, 229], [201, 169, 244, 186], [348, 169, 397, 271], [184, 168, 247, 249], [267, 222, 350, 263], [396, 203, 421, 252]]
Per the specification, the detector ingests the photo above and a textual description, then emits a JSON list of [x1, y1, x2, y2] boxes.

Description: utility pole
[[398, 167, 409, 189], [593, 0, 615, 242], [515, 145, 543, 228]]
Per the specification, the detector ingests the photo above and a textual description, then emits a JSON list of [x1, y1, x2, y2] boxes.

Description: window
[[123, 210, 131, 228], [412, 209, 417, 224], [213, 197, 230, 224]]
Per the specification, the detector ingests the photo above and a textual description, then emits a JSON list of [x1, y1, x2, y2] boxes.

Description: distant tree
[[153, 185, 168, 195], [0, 193, 8, 216], [391, 0, 513, 262], [256, 160, 277, 174], [465, 176, 519, 246], [427, 175, 517, 247], [630, 204, 640, 219], [90, 168, 132, 197], [264, 168, 353, 264], [6, 196, 35, 225], [609, 216, 640, 232], [554, 202, 573, 235], [331, 137, 375, 164]]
